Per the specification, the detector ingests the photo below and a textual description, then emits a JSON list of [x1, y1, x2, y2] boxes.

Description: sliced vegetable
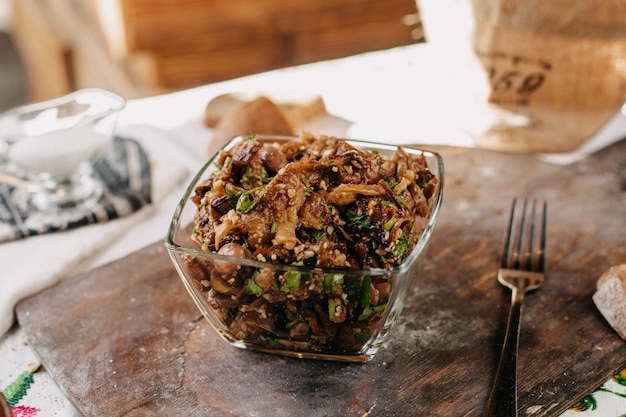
[[384, 217, 397, 231], [358, 307, 374, 321], [328, 298, 339, 322], [324, 274, 344, 292], [280, 270, 302, 293], [360, 276, 372, 309]]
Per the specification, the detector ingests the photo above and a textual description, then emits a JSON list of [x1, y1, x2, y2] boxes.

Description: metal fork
[[483, 198, 548, 417]]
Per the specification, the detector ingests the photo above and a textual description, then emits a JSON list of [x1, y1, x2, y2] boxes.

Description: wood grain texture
[[16, 140, 626, 416]]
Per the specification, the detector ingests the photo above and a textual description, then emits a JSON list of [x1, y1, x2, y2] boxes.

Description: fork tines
[[500, 198, 547, 273]]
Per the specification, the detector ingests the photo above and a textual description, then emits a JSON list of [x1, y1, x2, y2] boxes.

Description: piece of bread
[[204, 92, 326, 129], [592, 264, 626, 340], [207, 96, 295, 158]]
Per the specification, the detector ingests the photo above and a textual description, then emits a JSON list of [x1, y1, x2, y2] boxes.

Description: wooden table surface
[[16, 139, 626, 416]]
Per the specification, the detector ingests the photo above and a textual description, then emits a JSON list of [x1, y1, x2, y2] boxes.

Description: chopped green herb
[[237, 194, 259, 213], [280, 270, 302, 293], [310, 230, 325, 242], [328, 298, 339, 322], [236, 185, 264, 213], [285, 318, 303, 329], [393, 231, 410, 261], [382, 200, 395, 208], [271, 221, 277, 233], [323, 274, 344, 291], [384, 178, 398, 188], [384, 217, 397, 231], [358, 307, 374, 321], [396, 195, 411, 211], [354, 330, 370, 346], [243, 278, 263, 296], [344, 277, 361, 297], [260, 167, 270, 183], [358, 302, 387, 320], [224, 184, 241, 207], [224, 184, 238, 199], [374, 303, 387, 313], [240, 165, 252, 184], [223, 156, 232, 168], [243, 185, 264, 195], [360, 276, 372, 309], [346, 213, 371, 230]]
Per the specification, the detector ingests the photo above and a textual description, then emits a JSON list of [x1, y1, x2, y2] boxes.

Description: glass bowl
[[0, 88, 125, 212], [166, 133, 444, 362]]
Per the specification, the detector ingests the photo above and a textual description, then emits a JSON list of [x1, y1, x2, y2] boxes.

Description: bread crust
[[207, 97, 295, 158], [593, 264, 626, 340]]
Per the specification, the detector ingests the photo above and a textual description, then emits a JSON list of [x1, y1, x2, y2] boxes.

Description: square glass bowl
[[166, 134, 444, 362]]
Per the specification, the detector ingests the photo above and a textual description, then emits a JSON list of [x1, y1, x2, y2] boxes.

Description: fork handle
[[483, 294, 523, 417]]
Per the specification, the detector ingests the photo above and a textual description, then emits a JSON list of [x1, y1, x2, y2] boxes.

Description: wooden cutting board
[[16, 140, 626, 417]]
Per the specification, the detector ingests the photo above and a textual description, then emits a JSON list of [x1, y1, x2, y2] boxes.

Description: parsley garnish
[[393, 231, 410, 261], [310, 230, 325, 242], [384, 178, 398, 188], [346, 213, 372, 230]]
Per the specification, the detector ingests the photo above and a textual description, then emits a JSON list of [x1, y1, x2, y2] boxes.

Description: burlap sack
[[418, 0, 626, 153]]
